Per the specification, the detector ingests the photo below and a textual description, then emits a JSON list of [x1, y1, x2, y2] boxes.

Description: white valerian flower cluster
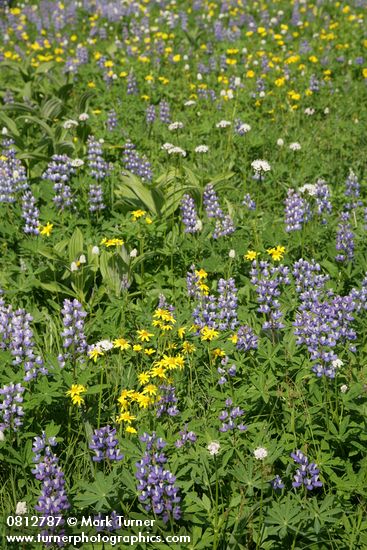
[[254, 447, 268, 460], [237, 123, 251, 134], [184, 100, 196, 107], [78, 113, 89, 121], [216, 120, 231, 128], [207, 441, 220, 455], [251, 159, 271, 172], [63, 119, 78, 129], [194, 145, 209, 153], [161, 143, 186, 156], [168, 121, 184, 131], [289, 142, 302, 151], [71, 158, 84, 168], [298, 183, 317, 196]]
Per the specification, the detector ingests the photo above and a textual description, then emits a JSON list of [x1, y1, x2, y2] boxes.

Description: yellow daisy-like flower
[[267, 245, 286, 261], [134, 393, 152, 409], [113, 338, 130, 350], [142, 384, 158, 396], [133, 344, 143, 352], [116, 411, 136, 424], [125, 426, 137, 434], [229, 334, 238, 344], [200, 326, 219, 341], [212, 347, 226, 358], [66, 384, 87, 406], [182, 341, 196, 354], [244, 250, 259, 261], [131, 209, 146, 220], [88, 348, 104, 362], [38, 222, 53, 237], [149, 365, 167, 379], [177, 327, 186, 339], [137, 329, 154, 342], [144, 348, 156, 355], [138, 372, 150, 384], [145, 216, 153, 224], [100, 238, 124, 247]]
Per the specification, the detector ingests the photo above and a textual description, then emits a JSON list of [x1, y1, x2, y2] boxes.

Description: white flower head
[[298, 183, 317, 196], [0, 430, 4, 441], [251, 159, 271, 172], [340, 384, 348, 394], [92, 245, 100, 255], [207, 441, 220, 456], [15, 502, 28, 515], [79, 254, 86, 264], [254, 447, 268, 460], [332, 358, 344, 369], [78, 113, 89, 121], [304, 107, 315, 116], [277, 138, 284, 147], [168, 121, 184, 131], [229, 249, 236, 259], [184, 100, 196, 106], [71, 158, 84, 168], [289, 142, 301, 151], [95, 339, 114, 351], [161, 142, 174, 151], [130, 248, 138, 258], [167, 146, 186, 157], [195, 145, 209, 153], [1, 127, 8, 135], [237, 123, 251, 134], [216, 120, 231, 128], [194, 219, 203, 232], [63, 119, 78, 129], [70, 261, 79, 272]]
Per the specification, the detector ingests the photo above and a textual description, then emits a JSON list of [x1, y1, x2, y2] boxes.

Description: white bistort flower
[[340, 384, 348, 394], [78, 113, 89, 121], [237, 123, 251, 134], [92, 246, 100, 255], [277, 138, 284, 147]]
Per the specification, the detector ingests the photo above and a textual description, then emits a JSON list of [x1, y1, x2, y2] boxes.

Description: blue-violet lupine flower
[[89, 426, 124, 462], [180, 194, 200, 233], [0, 382, 25, 432], [291, 450, 322, 491], [58, 299, 87, 366], [135, 432, 181, 523]]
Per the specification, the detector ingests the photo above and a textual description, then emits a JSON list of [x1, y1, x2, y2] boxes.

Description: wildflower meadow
[[1, 0, 367, 548]]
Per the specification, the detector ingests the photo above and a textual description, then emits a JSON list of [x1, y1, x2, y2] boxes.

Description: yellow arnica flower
[[138, 372, 150, 384], [66, 384, 87, 406], [131, 209, 146, 220], [137, 329, 154, 342], [267, 246, 285, 261], [182, 341, 196, 354], [113, 338, 130, 350], [200, 326, 219, 341], [116, 411, 136, 424], [100, 238, 124, 247], [142, 384, 158, 396], [244, 250, 259, 261], [88, 348, 104, 362], [125, 426, 137, 434], [38, 222, 53, 236]]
